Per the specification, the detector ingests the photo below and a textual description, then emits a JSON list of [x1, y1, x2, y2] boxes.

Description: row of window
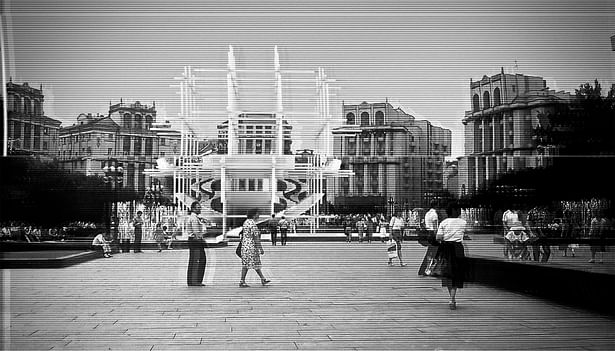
[[123, 113, 154, 130], [472, 87, 504, 112], [230, 178, 266, 192], [9, 95, 43, 116], [346, 111, 385, 126]]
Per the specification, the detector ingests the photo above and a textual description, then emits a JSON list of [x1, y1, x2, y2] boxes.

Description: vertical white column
[[274, 46, 284, 156], [271, 156, 276, 215], [227, 45, 237, 156], [221, 157, 227, 238]]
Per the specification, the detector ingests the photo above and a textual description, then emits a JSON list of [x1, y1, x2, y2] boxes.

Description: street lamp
[[144, 179, 165, 223], [102, 158, 124, 241], [387, 197, 395, 217]]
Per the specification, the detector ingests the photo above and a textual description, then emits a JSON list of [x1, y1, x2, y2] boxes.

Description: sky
[[2, 0, 614, 158]]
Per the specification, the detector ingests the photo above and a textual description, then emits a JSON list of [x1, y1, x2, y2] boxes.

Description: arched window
[[145, 115, 153, 129], [346, 112, 355, 125], [134, 115, 143, 129], [13, 95, 20, 112], [123, 113, 132, 129], [23, 97, 31, 115], [472, 94, 480, 112], [375, 111, 384, 126], [360, 112, 369, 126], [483, 91, 490, 109], [493, 87, 501, 106]]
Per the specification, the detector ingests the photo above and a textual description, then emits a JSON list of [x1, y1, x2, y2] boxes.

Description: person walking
[[435, 205, 467, 310], [589, 211, 606, 264], [278, 216, 290, 246], [186, 202, 208, 287], [132, 211, 144, 253], [388, 212, 406, 266], [365, 215, 375, 243], [268, 214, 279, 246], [419, 202, 440, 276], [239, 208, 271, 287]]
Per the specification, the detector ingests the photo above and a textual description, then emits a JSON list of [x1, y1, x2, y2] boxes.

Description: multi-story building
[[331, 101, 451, 212], [216, 113, 292, 155], [458, 69, 574, 197], [58, 101, 180, 194], [4, 81, 62, 157]]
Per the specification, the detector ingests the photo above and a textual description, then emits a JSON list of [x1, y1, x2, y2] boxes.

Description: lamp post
[[144, 179, 165, 223], [388, 197, 395, 218], [102, 158, 124, 242]]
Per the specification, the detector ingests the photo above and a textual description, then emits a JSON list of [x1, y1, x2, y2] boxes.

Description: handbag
[[235, 229, 243, 258], [424, 251, 448, 277]]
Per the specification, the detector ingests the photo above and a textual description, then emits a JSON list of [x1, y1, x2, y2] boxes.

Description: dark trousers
[[532, 242, 551, 262], [187, 237, 206, 286], [280, 229, 288, 246], [133, 228, 142, 252], [418, 244, 439, 276], [271, 229, 278, 246], [121, 239, 131, 253]]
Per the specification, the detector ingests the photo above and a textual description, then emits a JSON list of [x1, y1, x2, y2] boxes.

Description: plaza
[[2, 241, 614, 350]]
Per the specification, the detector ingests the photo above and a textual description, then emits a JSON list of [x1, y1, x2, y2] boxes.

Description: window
[[264, 139, 272, 154], [33, 125, 41, 149], [245, 139, 253, 153], [13, 96, 20, 112], [145, 138, 153, 156], [239, 179, 246, 191], [43, 141, 48, 150], [123, 136, 131, 155], [134, 115, 143, 129], [255, 139, 262, 154], [145, 115, 153, 129], [134, 137, 142, 155], [160, 138, 166, 146], [483, 91, 490, 109], [346, 112, 355, 125], [493, 87, 501, 106], [360, 112, 369, 126], [375, 111, 384, 126], [107, 148, 112, 155], [248, 179, 256, 191], [472, 94, 480, 112], [362, 135, 371, 155], [123, 113, 132, 129], [347, 137, 356, 155], [376, 134, 385, 155]]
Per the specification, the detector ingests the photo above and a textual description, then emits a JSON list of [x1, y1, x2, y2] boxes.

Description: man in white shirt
[[91, 233, 113, 258], [187, 201, 208, 287]]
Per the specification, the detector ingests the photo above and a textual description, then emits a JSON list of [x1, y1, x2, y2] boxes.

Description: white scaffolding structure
[[160, 46, 349, 240]]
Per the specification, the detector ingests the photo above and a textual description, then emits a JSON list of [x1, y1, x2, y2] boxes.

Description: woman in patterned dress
[[239, 208, 271, 288]]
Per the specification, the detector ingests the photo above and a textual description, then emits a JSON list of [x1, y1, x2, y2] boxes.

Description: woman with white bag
[[387, 212, 406, 267]]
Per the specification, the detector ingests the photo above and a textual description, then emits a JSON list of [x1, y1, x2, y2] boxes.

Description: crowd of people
[[0, 221, 99, 242]]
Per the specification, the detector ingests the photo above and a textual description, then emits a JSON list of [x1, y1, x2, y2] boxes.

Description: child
[[153, 223, 165, 252]]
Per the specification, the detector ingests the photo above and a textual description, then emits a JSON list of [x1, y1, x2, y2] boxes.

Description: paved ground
[[2, 241, 614, 350]]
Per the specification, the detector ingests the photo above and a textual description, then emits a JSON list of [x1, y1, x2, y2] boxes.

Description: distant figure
[[132, 211, 144, 253], [356, 217, 366, 243], [268, 214, 279, 246], [239, 208, 271, 287], [278, 216, 290, 246], [365, 216, 375, 243], [153, 223, 165, 252], [589, 211, 606, 264], [388, 212, 406, 267], [186, 201, 208, 287], [92, 233, 113, 258], [435, 205, 467, 310], [118, 218, 132, 253]]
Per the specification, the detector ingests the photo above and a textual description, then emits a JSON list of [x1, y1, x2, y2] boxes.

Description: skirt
[[438, 241, 466, 289]]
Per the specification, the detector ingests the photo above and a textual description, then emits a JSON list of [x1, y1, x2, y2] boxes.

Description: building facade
[[332, 101, 451, 212], [458, 70, 574, 197], [4, 81, 62, 157], [58, 101, 180, 194]]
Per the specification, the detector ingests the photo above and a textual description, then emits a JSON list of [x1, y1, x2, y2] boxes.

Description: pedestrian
[[239, 208, 271, 287], [132, 211, 144, 253], [186, 201, 208, 287], [388, 211, 406, 267], [356, 217, 366, 243], [419, 201, 440, 276], [434, 204, 467, 310], [278, 215, 290, 246], [588, 211, 606, 264], [91, 232, 113, 258], [118, 218, 132, 253], [365, 215, 375, 243], [153, 223, 165, 252], [344, 218, 353, 243], [268, 214, 279, 246], [163, 225, 175, 250], [379, 216, 388, 242]]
